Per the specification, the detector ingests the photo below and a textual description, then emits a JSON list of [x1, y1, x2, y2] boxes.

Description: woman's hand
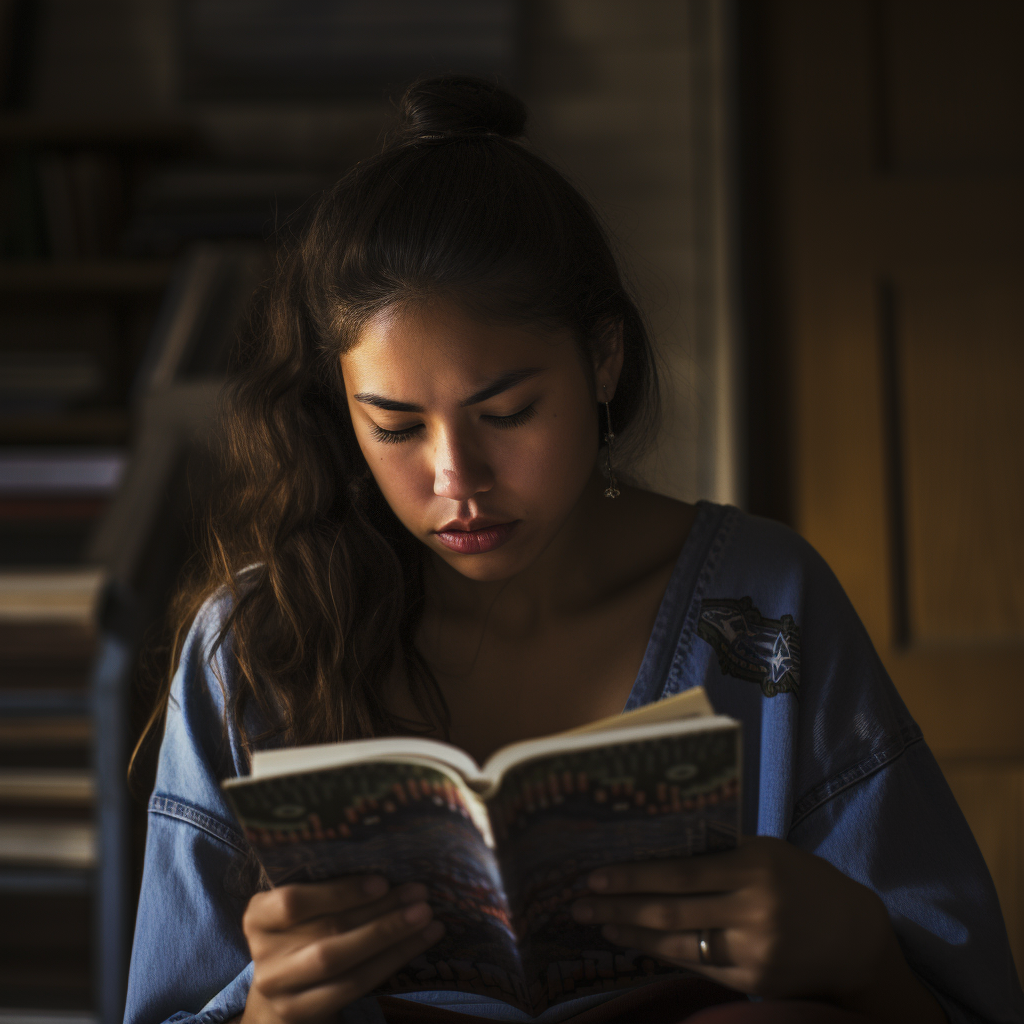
[[571, 837, 946, 1022], [240, 875, 444, 1024]]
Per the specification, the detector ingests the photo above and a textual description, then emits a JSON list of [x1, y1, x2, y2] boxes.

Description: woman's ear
[[592, 319, 625, 402]]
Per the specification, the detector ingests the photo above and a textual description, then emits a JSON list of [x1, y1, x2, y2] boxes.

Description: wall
[[25, 0, 742, 506], [527, 0, 741, 506]]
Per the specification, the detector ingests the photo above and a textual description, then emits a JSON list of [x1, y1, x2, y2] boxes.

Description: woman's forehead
[[341, 301, 576, 393]]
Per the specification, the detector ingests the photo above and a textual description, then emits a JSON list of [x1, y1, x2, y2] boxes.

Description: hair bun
[[394, 76, 527, 143]]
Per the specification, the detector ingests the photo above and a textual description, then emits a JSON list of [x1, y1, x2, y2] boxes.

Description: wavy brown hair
[[135, 76, 662, 770]]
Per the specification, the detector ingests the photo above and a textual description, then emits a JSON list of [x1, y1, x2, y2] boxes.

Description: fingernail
[[588, 872, 609, 891], [571, 902, 593, 922], [363, 876, 388, 897], [602, 924, 620, 942], [423, 920, 445, 942], [404, 902, 432, 926]]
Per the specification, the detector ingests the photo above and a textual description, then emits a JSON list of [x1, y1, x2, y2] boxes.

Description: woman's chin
[[434, 548, 530, 583], [426, 531, 541, 583]]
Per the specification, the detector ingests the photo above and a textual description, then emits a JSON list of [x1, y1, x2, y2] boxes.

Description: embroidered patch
[[697, 597, 801, 698]]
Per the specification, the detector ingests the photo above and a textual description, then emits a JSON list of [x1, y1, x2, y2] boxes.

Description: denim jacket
[[125, 502, 1024, 1024]]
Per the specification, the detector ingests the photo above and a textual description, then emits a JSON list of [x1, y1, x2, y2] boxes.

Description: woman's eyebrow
[[353, 367, 543, 413], [460, 367, 543, 406], [353, 394, 423, 412]]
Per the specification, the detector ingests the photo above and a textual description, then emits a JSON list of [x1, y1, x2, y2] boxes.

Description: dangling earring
[[601, 388, 620, 499]]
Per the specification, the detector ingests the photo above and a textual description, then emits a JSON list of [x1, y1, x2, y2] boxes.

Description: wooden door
[[757, 0, 1024, 966]]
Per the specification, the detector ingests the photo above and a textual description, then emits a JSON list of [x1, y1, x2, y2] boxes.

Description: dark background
[[0, 1, 1021, 1020]]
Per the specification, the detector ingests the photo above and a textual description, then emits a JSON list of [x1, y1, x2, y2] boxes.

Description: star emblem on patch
[[697, 596, 801, 698]]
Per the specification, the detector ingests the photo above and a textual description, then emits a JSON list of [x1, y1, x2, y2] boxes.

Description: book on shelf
[[34, 152, 78, 260], [0, 516, 107, 567], [122, 167, 327, 256], [0, 0, 38, 110], [0, 351, 105, 415], [223, 687, 741, 1017], [0, 614, 97, 675], [0, 449, 125, 564], [0, 568, 104, 624], [0, 449, 125, 493], [35, 149, 124, 259], [0, 568, 101, 688], [0, 148, 48, 258], [0, 147, 125, 260], [0, 821, 95, 868], [0, 716, 92, 745], [0, 768, 94, 804]]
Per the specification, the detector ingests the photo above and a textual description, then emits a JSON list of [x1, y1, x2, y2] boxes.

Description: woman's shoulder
[[173, 588, 237, 701], [610, 493, 845, 633], [163, 579, 262, 786], [171, 566, 264, 704], [619, 490, 826, 579], [687, 501, 852, 607], [686, 501, 891, 694], [691, 505, 920, 791]]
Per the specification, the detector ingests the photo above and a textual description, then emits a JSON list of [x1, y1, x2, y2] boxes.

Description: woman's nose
[[432, 429, 494, 500]]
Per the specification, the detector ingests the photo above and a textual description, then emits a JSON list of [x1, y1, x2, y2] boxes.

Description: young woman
[[125, 78, 1022, 1024]]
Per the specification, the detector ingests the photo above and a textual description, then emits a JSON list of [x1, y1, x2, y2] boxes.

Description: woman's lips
[[434, 520, 519, 554]]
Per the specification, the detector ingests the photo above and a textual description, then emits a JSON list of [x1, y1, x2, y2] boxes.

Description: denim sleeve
[[689, 509, 1024, 1022], [125, 599, 388, 1024], [125, 597, 255, 1024], [128, 799, 386, 1023], [791, 739, 1024, 1024]]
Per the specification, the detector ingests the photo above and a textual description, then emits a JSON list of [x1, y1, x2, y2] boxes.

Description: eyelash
[[369, 403, 537, 445], [488, 404, 537, 430]]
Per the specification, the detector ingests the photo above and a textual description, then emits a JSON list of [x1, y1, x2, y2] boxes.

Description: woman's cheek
[[368, 446, 434, 526], [498, 421, 594, 511]]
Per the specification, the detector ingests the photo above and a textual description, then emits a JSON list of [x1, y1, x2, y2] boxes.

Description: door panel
[[900, 267, 1024, 643], [763, 0, 1024, 971], [884, 1, 1024, 174]]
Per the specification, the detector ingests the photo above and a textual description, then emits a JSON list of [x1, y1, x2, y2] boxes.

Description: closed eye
[[483, 403, 537, 429], [369, 422, 423, 444], [368, 403, 537, 444]]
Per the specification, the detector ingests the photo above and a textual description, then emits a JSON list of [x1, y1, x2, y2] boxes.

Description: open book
[[223, 688, 741, 1017]]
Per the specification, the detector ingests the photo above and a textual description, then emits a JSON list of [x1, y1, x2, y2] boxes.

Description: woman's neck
[[407, 479, 696, 758]]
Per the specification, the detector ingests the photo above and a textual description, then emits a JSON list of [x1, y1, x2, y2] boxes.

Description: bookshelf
[[0, 576, 101, 1011], [0, 48, 298, 1012], [0, 259, 174, 291], [0, 115, 199, 148], [0, 113, 193, 1019], [1, 2, 518, 1017], [0, 240, 270, 1024], [0, 413, 129, 448]]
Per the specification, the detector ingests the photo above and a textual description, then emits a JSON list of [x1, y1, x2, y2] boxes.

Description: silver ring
[[698, 928, 713, 965]]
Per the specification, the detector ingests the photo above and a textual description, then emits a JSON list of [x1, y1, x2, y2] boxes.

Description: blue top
[[125, 502, 1024, 1024]]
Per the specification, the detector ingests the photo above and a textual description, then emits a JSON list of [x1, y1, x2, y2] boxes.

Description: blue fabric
[[125, 502, 1024, 1024]]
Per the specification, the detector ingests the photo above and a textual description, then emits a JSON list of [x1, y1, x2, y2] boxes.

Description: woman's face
[[340, 300, 621, 583]]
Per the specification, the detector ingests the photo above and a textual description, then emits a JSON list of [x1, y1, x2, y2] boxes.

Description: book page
[[481, 713, 734, 796], [244, 687, 713, 788], [248, 735, 481, 784], [486, 723, 741, 1013], [560, 686, 713, 737]]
